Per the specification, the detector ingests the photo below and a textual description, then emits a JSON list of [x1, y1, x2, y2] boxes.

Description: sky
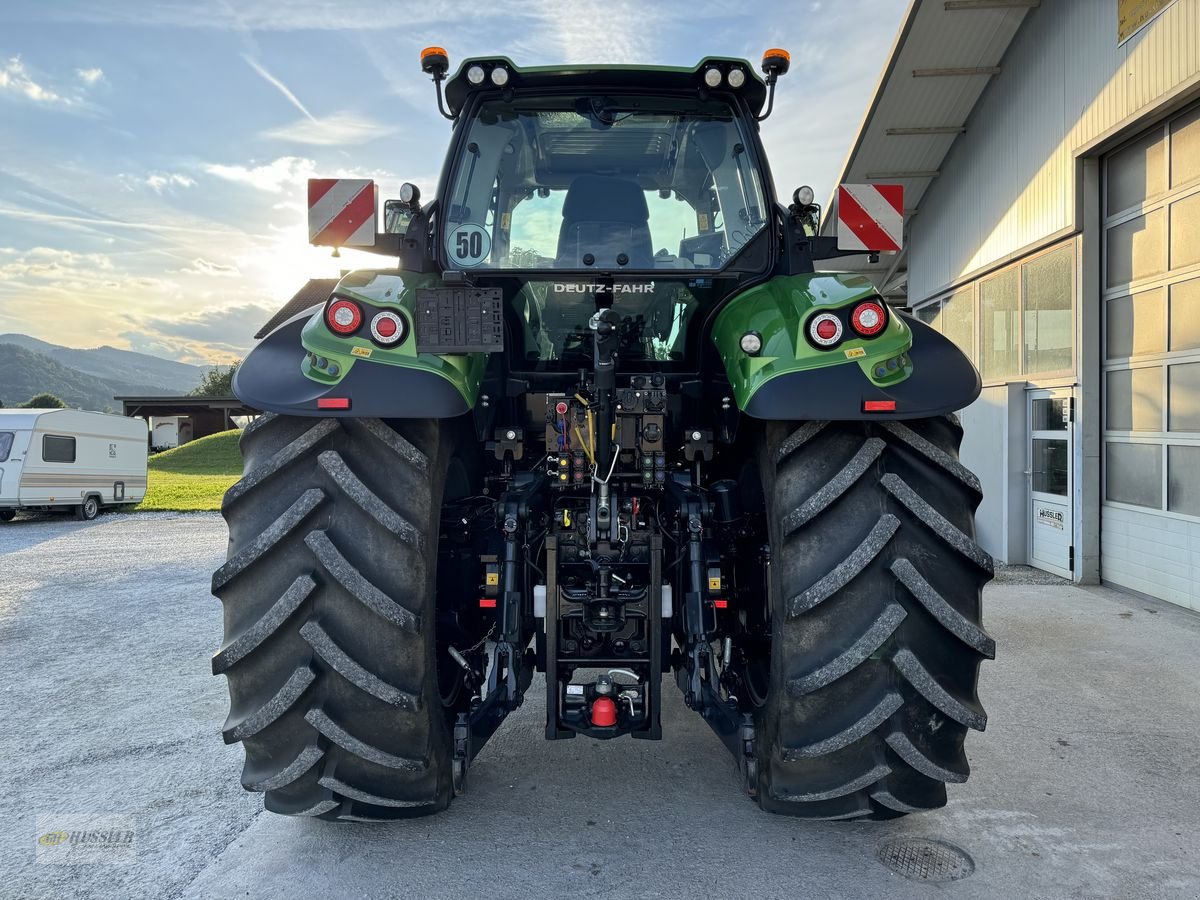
[[0, 0, 905, 364]]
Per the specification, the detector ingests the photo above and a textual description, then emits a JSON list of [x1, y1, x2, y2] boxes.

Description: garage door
[[1101, 100, 1200, 611]]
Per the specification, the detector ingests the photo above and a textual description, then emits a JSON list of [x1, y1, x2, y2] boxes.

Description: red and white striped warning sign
[[836, 184, 903, 253], [308, 179, 377, 248]]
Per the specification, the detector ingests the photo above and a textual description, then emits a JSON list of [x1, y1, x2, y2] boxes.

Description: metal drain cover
[[877, 837, 975, 882]]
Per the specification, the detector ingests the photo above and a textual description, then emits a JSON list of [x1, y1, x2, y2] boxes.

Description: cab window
[[443, 96, 768, 272]]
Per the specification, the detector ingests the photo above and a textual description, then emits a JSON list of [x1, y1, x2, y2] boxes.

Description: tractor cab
[[426, 55, 785, 371]]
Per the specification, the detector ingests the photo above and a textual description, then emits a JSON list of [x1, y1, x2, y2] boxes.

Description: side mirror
[[384, 201, 413, 235]]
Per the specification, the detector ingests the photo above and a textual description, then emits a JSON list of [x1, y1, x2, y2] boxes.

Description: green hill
[[139, 429, 243, 511], [0, 333, 204, 395], [0, 343, 167, 411]]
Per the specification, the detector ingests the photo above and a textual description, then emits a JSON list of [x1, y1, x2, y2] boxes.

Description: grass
[[137, 429, 242, 511]]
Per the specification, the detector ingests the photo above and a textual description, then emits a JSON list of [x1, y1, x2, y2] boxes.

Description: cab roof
[[443, 57, 768, 118]]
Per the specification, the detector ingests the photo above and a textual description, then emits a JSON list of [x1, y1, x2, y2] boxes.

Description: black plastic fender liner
[[234, 312, 470, 419], [741, 316, 981, 421]]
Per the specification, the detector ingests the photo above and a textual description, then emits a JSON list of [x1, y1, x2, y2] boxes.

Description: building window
[[1106, 287, 1165, 359], [43, 435, 76, 464], [940, 288, 974, 359], [1105, 442, 1162, 508], [914, 288, 974, 358], [1167, 445, 1200, 516], [915, 240, 1074, 385], [1023, 245, 1073, 374], [980, 267, 1020, 381]]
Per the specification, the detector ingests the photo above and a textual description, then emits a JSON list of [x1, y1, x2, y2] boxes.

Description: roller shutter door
[[1101, 100, 1200, 611]]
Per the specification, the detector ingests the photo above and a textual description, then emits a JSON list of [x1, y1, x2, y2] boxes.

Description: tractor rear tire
[[212, 413, 458, 821], [754, 416, 994, 819]]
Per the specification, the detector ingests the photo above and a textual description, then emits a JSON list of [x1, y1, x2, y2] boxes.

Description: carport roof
[[116, 396, 257, 417], [818, 0, 1036, 300]]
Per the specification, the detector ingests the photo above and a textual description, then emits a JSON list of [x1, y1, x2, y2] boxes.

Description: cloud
[[204, 156, 316, 193], [241, 54, 316, 122], [145, 172, 196, 193], [0, 242, 266, 364], [0, 57, 67, 105], [9, 2, 524, 31], [120, 171, 196, 194], [181, 257, 239, 277], [0, 245, 116, 280], [0, 57, 107, 111], [0, 205, 242, 237], [510, 0, 663, 64], [121, 302, 277, 363], [259, 111, 398, 146]]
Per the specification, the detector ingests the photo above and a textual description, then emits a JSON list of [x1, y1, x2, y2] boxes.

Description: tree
[[507, 246, 544, 268], [190, 361, 241, 398], [20, 393, 66, 409]]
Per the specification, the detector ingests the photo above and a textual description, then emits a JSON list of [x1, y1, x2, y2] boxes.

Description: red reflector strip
[[479, 598, 497, 608], [714, 599, 729, 609], [317, 397, 351, 410], [863, 400, 897, 412]]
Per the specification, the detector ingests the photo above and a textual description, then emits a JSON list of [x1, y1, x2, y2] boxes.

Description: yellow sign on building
[[1118, 0, 1176, 43]]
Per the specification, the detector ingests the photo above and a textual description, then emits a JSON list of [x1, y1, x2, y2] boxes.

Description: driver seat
[[555, 175, 653, 269]]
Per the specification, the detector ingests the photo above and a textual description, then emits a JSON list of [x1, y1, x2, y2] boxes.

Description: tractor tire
[[212, 413, 459, 821], [753, 416, 994, 819]]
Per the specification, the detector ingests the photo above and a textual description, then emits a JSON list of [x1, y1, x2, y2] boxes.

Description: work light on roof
[[703, 66, 723, 88], [399, 182, 420, 206], [727, 68, 746, 88], [466, 64, 486, 85], [490, 65, 510, 86]]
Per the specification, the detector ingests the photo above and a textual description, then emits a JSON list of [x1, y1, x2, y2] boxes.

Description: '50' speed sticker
[[446, 224, 490, 267]]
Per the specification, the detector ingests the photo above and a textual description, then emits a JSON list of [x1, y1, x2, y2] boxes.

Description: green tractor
[[213, 48, 993, 821]]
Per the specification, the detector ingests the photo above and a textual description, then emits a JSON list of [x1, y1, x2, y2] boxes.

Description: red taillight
[[370, 310, 406, 345], [479, 597, 497, 608], [808, 312, 843, 347], [863, 400, 897, 412], [851, 301, 887, 337], [326, 299, 362, 335], [317, 397, 351, 410]]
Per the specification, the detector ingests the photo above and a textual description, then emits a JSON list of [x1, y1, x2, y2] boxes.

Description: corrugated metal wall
[[908, 0, 1200, 302]]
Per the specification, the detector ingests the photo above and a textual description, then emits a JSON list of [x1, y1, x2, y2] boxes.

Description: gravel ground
[[2, 511, 1199, 899]]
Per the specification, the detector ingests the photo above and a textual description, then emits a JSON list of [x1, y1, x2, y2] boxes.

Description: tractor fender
[[234, 309, 472, 418], [738, 315, 981, 420]]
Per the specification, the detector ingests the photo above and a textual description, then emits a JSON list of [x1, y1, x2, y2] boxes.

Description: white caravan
[[0, 409, 148, 521], [150, 416, 192, 451]]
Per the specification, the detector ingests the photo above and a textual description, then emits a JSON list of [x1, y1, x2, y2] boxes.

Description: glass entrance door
[[1028, 389, 1074, 578]]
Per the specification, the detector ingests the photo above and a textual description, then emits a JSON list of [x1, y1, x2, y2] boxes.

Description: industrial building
[[828, 0, 1200, 610]]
